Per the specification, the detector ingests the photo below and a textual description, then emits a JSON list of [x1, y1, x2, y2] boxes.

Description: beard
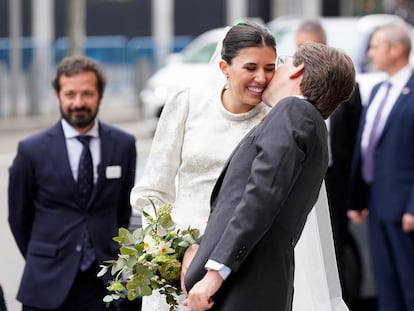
[[60, 105, 99, 129]]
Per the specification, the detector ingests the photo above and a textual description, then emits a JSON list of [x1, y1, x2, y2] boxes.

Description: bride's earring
[[224, 76, 229, 90]]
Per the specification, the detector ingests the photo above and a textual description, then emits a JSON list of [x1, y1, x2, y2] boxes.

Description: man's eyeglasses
[[276, 56, 292, 68]]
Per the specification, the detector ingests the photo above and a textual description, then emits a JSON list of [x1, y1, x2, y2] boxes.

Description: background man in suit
[[182, 42, 356, 311], [295, 19, 363, 307], [8, 56, 137, 311], [348, 23, 414, 311]]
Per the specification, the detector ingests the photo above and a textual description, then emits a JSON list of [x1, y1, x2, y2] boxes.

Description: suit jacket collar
[[47, 120, 117, 209], [379, 71, 414, 140], [47, 122, 83, 207], [91, 122, 117, 205]]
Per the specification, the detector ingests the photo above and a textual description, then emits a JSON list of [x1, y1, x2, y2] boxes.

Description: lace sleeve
[[130, 88, 190, 212]]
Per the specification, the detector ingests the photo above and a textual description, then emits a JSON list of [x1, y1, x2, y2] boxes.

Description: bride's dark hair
[[221, 22, 276, 65]]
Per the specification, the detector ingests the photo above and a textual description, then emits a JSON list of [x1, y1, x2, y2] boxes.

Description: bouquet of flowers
[[98, 199, 199, 311]]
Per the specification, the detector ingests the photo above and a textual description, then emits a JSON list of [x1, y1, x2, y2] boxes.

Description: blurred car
[[139, 27, 225, 118], [139, 14, 413, 119]]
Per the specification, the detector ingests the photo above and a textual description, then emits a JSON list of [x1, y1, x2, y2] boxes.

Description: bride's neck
[[221, 88, 253, 114]]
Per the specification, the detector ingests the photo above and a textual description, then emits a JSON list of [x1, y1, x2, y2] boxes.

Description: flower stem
[[149, 198, 158, 232]]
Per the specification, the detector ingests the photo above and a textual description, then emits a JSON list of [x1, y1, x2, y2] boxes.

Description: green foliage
[[98, 199, 199, 311]]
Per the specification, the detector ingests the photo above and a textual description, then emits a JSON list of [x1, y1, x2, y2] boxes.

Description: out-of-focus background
[[1, 0, 413, 310], [1, 0, 413, 120]]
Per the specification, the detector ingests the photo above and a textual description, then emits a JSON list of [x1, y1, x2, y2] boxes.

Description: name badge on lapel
[[106, 165, 122, 179]]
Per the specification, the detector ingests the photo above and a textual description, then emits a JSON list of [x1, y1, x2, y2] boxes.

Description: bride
[[130, 22, 349, 311]]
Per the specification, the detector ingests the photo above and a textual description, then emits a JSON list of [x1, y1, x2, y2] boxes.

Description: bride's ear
[[219, 60, 229, 76], [289, 63, 304, 79]]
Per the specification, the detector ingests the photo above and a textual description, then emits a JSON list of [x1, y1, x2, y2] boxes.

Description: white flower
[[143, 235, 157, 254], [153, 240, 174, 256]]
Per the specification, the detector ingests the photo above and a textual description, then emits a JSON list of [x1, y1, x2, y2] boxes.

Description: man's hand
[[402, 213, 414, 232], [182, 269, 223, 311], [181, 243, 199, 296], [347, 209, 369, 224]]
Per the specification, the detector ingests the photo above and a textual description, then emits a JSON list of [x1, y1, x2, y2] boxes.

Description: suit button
[[235, 255, 241, 260], [76, 245, 82, 252]]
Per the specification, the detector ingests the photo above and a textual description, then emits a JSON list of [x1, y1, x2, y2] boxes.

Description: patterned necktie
[[76, 135, 96, 271], [362, 82, 392, 183], [76, 135, 93, 203]]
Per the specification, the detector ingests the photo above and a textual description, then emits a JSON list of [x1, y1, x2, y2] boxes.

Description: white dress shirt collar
[[61, 118, 100, 139], [388, 64, 413, 91]]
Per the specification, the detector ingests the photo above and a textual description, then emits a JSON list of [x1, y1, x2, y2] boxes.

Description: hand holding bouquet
[[98, 199, 199, 311]]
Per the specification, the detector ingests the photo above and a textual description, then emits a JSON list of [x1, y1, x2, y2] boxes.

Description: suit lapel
[[379, 73, 414, 142], [88, 122, 115, 207], [48, 122, 83, 207]]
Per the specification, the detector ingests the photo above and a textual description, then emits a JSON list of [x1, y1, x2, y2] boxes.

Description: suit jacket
[[349, 73, 414, 221], [8, 120, 137, 309], [325, 84, 362, 219], [185, 97, 328, 311]]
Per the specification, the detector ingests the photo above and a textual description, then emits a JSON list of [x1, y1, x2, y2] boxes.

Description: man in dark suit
[[8, 56, 137, 311], [181, 43, 356, 311], [348, 23, 414, 311], [296, 19, 363, 306]]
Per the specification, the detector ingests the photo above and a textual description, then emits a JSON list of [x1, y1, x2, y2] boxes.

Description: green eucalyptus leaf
[[103, 295, 113, 303], [120, 245, 137, 255], [141, 284, 153, 296], [142, 210, 156, 225], [177, 240, 191, 247], [107, 281, 126, 292], [97, 265, 108, 277], [111, 258, 126, 275], [126, 254, 139, 268], [159, 214, 175, 229], [132, 227, 144, 240]]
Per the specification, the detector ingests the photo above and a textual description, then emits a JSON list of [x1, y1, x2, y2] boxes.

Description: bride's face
[[220, 46, 276, 113]]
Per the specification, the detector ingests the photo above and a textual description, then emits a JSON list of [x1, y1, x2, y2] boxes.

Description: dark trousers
[[0, 285, 7, 311], [369, 211, 414, 311], [23, 263, 120, 311]]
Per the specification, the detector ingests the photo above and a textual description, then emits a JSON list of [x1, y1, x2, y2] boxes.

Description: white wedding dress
[[131, 85, 349, 310]]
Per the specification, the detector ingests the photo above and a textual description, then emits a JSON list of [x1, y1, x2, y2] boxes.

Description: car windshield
[[182, 41, 218, 63]]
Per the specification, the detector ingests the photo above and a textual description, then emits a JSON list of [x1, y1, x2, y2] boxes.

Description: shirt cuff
[[205, 259, 231, 280]]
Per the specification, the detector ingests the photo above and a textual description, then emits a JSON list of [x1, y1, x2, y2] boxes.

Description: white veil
[[293, 183, 350, 311], [204, 26, 230, 92]]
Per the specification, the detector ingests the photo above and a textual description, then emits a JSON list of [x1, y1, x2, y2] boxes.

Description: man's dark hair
[[52, 55, 107, 99]]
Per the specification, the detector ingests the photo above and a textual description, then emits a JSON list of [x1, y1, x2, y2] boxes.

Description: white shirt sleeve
[[205, 259, 231, 280]]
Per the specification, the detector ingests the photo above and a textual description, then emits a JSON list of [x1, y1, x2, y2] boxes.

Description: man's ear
[[290, 63, 304, 79]]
